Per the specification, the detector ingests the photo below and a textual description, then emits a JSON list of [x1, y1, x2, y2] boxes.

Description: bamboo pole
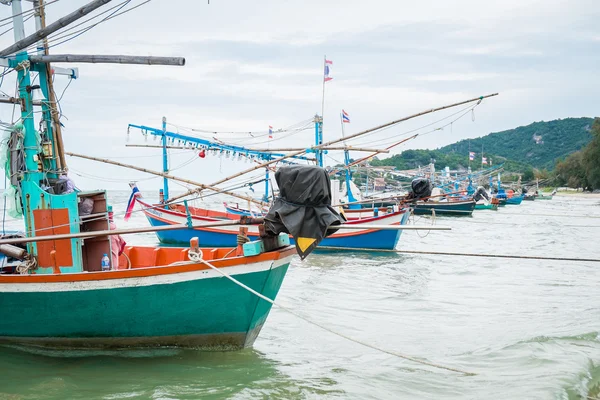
[[330, 190, 467, 208], [165, 150, 308, 204], [65, 152, 267, 206], [29, 54, 186, 66], [0, 221, 450, 246], [331, 225, 450, 231], [0, 0, 113, 57], [36, 0, 66, 171], [168, 93, 498, 204], [330, 134, 419, 176], [238, 146, 389, 153], [0, 218, 259, 246], [317, 94, 497, 150], [125, 144, 388, 153]]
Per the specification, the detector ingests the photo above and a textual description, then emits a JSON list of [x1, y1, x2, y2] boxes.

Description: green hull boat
[[475, 203, 498, 210]]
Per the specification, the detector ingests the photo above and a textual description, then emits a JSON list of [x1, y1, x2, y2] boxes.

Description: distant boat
[[223, 202, 267, 216], [475, 202, 498, 210], [412, 199, 476, 216], [505, 195, 524, 205]]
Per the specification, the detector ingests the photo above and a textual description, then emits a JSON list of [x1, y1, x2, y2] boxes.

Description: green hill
[[371, 117, 594, 172], [437, 117, 594, 170]]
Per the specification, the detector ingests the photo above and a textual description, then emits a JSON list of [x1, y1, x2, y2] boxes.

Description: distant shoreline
[[554, 191, 600, 198]]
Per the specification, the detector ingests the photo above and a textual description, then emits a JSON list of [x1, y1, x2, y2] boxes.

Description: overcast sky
[[0, 0, 598, 193]]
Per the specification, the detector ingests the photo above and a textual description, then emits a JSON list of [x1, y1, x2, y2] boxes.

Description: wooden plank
[[33, 208, 73, 268]]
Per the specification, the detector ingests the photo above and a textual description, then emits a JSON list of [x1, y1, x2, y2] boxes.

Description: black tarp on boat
[[263, 165, 346, 259]]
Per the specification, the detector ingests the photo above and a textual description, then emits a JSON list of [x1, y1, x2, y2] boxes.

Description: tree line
[[553, 118, 600, 190]]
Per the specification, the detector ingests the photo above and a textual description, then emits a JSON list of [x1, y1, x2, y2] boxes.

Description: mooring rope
[[315, 247, 600, 263], [185, 250, 475, 376], [443, 219, 600, 229]]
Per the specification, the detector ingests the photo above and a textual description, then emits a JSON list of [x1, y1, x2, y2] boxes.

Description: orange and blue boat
[[137, 198, 410, 250]]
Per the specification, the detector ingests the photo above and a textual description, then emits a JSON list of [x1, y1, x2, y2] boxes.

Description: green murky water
[[1, 194, 599, 399]]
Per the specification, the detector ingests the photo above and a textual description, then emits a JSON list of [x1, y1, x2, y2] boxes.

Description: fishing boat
[[474, 202, 498, 210], [412, 199, 476, 216], [224, 202, 267, 216], [535, 194, 554, 200], [471, 186, 498, 210], [505, 194, 524, 205], [0, 1, 324, 350], [0, 242, 296, 349], [137, 197, 411, 250]]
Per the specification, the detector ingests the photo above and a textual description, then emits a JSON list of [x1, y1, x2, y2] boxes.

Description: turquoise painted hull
[[0, 260, 291, 349], [505, 195, 524, 205], [474, 203, 498, 210]]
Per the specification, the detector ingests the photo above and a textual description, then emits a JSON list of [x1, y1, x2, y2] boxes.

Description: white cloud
[[0, 0, 598, 191], [413, 73, 502, 82]]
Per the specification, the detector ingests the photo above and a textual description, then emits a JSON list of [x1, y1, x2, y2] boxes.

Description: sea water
[[0, 192, 599, 399]]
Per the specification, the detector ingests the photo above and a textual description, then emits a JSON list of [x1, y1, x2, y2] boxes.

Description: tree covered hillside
[[436, 117, 594, 170]]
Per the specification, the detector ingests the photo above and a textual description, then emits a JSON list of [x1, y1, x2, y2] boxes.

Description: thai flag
[[342, 109, 350, 123], [482, 157, 488, 165], [124, 184, 141, 221], [469, 152, 475, 161], [324, 59, 333, 82], [268, 125, 273, 139]]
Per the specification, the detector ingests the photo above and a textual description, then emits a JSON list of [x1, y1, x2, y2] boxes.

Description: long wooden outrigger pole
[[0, 0, 113, 57], [166, 93, 499, 204], [125, 144, 389, 153], [33, 0, 66, 170], [65, 152, 267, 206], [0, 220, 451, 246]]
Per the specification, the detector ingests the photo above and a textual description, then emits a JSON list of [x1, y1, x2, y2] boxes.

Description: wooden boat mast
[[1, 0, 185, 273]]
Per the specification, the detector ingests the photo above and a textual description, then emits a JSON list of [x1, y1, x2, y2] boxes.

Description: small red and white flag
[[469, 152, 475, 161], [124, 183, 141, 221], [324, 59, 333, 82], [482, 157, 488, 165], [268, 125, 273, 139], [342, 109, 350, 123]]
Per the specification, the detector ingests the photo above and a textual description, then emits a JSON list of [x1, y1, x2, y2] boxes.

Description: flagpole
[[340, 111, 345, 141], [321, 55, 326, 121], [468, 139, 471, 170]]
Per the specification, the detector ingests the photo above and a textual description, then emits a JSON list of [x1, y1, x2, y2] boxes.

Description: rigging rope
[[183, 249, 476, 376], [315, 247, 600, 263]]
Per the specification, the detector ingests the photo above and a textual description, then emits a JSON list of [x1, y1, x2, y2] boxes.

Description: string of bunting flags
[[127, 123, 311, 164]]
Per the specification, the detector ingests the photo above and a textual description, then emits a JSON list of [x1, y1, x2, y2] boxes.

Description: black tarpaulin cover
[[263, 165, 346, 259]]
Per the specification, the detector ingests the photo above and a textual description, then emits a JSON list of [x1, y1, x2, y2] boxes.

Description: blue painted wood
[[243, 241, 265, 256]]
